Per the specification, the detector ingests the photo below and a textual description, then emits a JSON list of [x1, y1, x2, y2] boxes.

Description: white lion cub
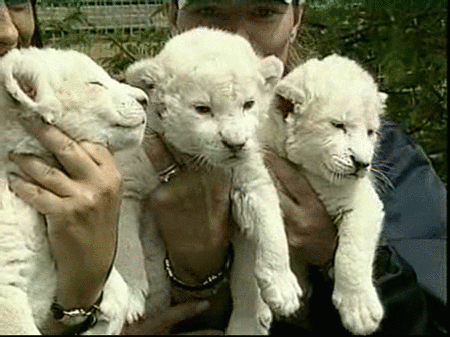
[[0, 47, 148, 334], [125, 27, 302, 334], [261, 54, 387, 335]]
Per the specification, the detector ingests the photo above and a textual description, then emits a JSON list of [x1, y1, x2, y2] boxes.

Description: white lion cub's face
[[274, 55, 387, 184], [0, 47, 147, 151], [126, 27, 284, 167]]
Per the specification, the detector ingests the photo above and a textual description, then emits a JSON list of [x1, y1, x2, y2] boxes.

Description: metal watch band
[[50, 291, 103, 329]]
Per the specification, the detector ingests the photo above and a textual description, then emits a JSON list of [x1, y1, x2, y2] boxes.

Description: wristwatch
[[50, 292, 103, 333]]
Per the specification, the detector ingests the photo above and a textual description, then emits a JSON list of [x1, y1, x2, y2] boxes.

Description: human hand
[[7, 116, 122, 310], [143, 134, 232, 285], [264, 150, 337, 266]]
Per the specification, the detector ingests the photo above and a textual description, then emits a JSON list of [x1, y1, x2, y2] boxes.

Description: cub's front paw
[[257, 269, 302, 317], [125, 289, 146, 324], [332, 284, 384, 335]]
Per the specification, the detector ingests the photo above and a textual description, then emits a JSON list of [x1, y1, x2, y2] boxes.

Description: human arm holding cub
[[7, 116, 121, 334]]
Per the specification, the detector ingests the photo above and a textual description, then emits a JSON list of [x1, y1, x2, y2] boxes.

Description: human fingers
[[79, 142, 123, 192], [17, 116, 101, 180], [263, 150, 318, 200], [143, 133, 177, 173], [264, 150, 337, 265], [7, 173, 65, 215], [8, 153, 74, 197], [79, 141, 116, 167], [278, 191, 336, 266], [121, 301, 210, 335], [277, 190, 310, 234]]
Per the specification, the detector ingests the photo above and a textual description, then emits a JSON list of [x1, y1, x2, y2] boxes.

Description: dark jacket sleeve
[[375, 121, 447, 303]]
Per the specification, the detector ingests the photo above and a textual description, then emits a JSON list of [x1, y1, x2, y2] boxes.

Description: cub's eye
[[243, 100, 255, 110], [89, 81, 104, 87], [194, 105, 211, 114], [331, 121, 346, 133], [368, 129, 375, 136]]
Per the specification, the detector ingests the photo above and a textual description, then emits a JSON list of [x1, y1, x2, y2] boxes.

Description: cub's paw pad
[[258, 270, 302, 317], [332, 286, 384, 335]]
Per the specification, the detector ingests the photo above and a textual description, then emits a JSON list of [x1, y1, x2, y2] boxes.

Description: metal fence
[[36, 0, 168, 35], [36, 0, 165, 7]]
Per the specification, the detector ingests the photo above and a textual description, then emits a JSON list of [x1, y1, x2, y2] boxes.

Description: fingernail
[[195, 301, 210, 313]]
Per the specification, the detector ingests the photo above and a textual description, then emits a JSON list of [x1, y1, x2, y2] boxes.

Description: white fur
[[0, 47, 148, 334], [260, 54, 387, 335], [125, 27, 302, 335]]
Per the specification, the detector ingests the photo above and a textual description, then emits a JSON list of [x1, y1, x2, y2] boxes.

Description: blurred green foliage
[[39, 0, 447, 183]]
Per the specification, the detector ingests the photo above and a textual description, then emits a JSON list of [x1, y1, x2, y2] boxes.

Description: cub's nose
[[351, 155, 370, 171], [136, 96, 148, 108], [222, 139, 246, 152]]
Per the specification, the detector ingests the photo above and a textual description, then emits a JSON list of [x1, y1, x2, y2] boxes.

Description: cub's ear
[[125, 58, 164, 93], [274, 79, 306, 116], [1, 49, 39, 110], [260, 55, 284, 87], [1, 49, 61, 124], [126, 58, 168, 118]]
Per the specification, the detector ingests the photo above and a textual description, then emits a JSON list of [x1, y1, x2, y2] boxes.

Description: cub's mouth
[[324, 166, 368, 180], [113, 117, 146, 129], [323, 163, 360, 180], [221, 151, 246, 165], [228, 153, 242, 160]]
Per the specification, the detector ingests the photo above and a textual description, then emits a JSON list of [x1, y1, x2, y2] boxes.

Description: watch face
[[50, 302, 66, 320], [50, 292, 102, 329], [50, 303, 89, 326]]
